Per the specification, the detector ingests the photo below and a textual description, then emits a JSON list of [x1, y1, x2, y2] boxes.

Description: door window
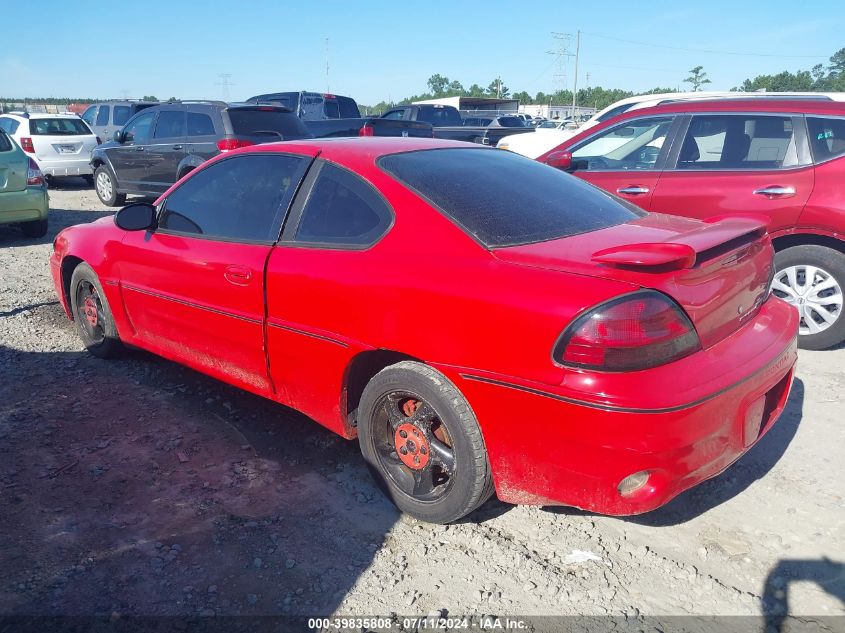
[[676, 115, 798, 170], [123, 111, 156, 144], [570, 117, 674, 171], [807, 117, 845, 163], [293, 163, 392, 247], [154, 110, 186, 139], [158, 154, 308, 242], [382, 110, 405, 120], [81, 106, 97, 126], [113, 106, 132, 126], [95, 106, 110, 126]]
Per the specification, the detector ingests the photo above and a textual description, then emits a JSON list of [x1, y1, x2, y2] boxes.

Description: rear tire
[[69, 262, 123, 358], [94, 165, 126, 207], [772, 245, 845, 350], [20, 219, 48, 238], [358, 361, 493, 524]]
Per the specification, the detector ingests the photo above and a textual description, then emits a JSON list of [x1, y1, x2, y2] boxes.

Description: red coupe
[[50, 138, 798, 523]]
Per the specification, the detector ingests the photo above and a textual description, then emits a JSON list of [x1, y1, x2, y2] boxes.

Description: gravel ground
[[0, 179, 843, 624]]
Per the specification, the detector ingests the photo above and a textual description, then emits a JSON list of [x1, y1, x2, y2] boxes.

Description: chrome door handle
[[134, 146, 145, 152], [172, 145, 183, 150], [224, 266, 252, 286], [753, 186, 796, 198], [617, 186, 650, 195]]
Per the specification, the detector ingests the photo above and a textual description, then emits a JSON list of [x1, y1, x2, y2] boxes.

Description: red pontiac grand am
[[50, 138, 798, 524]]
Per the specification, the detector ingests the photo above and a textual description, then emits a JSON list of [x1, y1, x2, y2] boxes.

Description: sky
[[1, 0, 843, 105]]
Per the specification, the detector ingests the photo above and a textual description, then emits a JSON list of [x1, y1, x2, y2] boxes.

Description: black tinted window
[[187, 112, 215, 136], [95, 106, 110, 126], [226, 109, 310, 140], [497, 116, 525, 127], [337, 96, 360, 118], [382, 110, 405, 120], [113, 106, 132, 126], [324, 100, 340, 118], [295, 163, 392, 247], [154, 111, 186, 138], [29, 118, 91, 136], [159, 154, 307, 242], [380, 148, 643, 248], [416, 107, 463, 126], [807, 117, 845, 163], [0, 131, 12, 152]]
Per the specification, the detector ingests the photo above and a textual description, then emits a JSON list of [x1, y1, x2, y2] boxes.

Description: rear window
[[416, 106, 463, 126], [337, 96, 360, 118], [113, 106, 132, 126], [226, 109, 310, 140], [29, 118, 91, 136], [379, 148, 643, 248], [497, 116, 525, 127]]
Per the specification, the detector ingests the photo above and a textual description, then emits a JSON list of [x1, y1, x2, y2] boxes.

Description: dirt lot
[[1, 180, 843, 625]]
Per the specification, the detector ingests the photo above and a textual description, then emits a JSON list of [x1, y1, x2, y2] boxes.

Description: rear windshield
[[415, 106, 463, 126], [226, 109, 311, 140], [336, 96, 360, 118], [29, 118, 92, 136], [379, 148, 643, 248], [497, 116, 526, 127]]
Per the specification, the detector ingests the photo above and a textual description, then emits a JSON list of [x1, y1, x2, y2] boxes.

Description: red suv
[[538, 98, 845, 350]]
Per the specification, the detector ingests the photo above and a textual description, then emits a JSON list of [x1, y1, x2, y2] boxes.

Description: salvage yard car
[[50, 138, 798, 524], [0, 111, 98, 184], [539, 97, 845, 350], [0, 128, 49, 237]]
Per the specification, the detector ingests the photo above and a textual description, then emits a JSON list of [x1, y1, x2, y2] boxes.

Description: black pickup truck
[[379, 104, 535, 145], [246, 91, 432, 138]]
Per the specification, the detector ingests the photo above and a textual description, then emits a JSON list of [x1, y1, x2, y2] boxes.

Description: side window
[[382, 110, 405, 120], [187, 112, 215, 136], [571, 117, 674, 171], [294, 163, 392, 247], [154, 110, 186, 138], [95, 106, 110, 126], [677, 115, 798, 170], [113, 106, 131, 126], [595, 103, 634, 123], [123, 111, 156, 144], [0, 131, 12, 152], [159, 154, 308, 242], [81, 106, 97, 126], [0, 118, 19, 134], [807, 117, 845, 163]]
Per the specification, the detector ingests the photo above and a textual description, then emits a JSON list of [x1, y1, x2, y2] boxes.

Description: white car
[[0, 112, 98, 183], [498, 90, 845, 158]]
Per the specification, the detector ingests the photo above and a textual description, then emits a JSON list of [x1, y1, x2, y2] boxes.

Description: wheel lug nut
[[420, 447, 427, 455], [399, 430, 407, 438], [414, 456, 420, 464], [400, 447, 408, 455]]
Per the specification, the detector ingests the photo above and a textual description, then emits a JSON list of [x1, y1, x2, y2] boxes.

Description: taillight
[[20, 137, 35, 153], [358, 124, 374, 137], [26, 157, 44, 186], [554, 291, 700, 371], [216, 138, 255, 152]]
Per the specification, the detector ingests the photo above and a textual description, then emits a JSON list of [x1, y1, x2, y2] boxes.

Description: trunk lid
[[493, 213, 774, 349], [29, 117, 98, 161]]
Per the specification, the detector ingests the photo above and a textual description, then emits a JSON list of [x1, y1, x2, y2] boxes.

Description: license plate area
[[58, 145, 76, 154]]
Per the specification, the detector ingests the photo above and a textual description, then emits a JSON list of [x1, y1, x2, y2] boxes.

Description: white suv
[[0, 112, 98, 183]]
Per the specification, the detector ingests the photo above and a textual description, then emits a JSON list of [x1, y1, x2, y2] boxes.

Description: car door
[[144, 108, 187, 193], [107, 110, 156, 192], [649, 113, 814, 231], [564, 115, 679, 209], [114, 151, 315, 396], [94, 105, 110, 141]]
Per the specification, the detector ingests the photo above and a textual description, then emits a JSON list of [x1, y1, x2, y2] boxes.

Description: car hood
[[493, 213, 775, 349]]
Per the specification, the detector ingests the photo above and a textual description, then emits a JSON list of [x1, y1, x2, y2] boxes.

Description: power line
[[582, 31, 829, 59]]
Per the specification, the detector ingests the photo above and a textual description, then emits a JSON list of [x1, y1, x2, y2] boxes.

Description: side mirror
[[113, 130, 124, 143], [114, 202, 156, 231], [546, 151, 573, 171]]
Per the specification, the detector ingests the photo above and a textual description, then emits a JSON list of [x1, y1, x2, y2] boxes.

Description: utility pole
[[571, 30, 580, 118], [325, 38, 330, 93], [496, 76, 502, 99]]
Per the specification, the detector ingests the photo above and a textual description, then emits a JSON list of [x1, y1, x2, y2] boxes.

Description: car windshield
[[29, 118, 91, 136], [226, 109, 311, 140], [380, 148, 643, 248]]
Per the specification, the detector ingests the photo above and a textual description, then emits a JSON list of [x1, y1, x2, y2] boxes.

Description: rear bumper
[[35, 157, 93, 177], [437, 297, 799, 515], [0, 186, 49, 225]]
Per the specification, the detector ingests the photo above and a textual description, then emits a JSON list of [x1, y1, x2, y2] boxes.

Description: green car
[[0, 129, 49, 238]]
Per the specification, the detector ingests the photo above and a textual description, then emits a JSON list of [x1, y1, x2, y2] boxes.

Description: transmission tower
[[546, 32, 573, 97], [217, 73, 234, 101]]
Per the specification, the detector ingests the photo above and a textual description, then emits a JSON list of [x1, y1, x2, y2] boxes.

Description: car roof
[[609, 98, 845, 118], [233, 137, 483, 160], [1, 112, 81, 119]]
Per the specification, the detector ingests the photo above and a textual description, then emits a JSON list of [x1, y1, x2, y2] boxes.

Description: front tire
[[69, 262, 123, 358], [20, 219, 48, 238], [358, 361, 493, 524], [772, 245, 845, 350], [94, 165, 126, 207]]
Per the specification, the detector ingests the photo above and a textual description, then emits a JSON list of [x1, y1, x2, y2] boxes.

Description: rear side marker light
[[20, 137, 35, 153], [618, 471, 650, 497], [26, 157, 44, 186], [554, 290, 701, 371]]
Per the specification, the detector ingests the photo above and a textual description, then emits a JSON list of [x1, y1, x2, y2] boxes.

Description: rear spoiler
[[592, 216, 768, 271]]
